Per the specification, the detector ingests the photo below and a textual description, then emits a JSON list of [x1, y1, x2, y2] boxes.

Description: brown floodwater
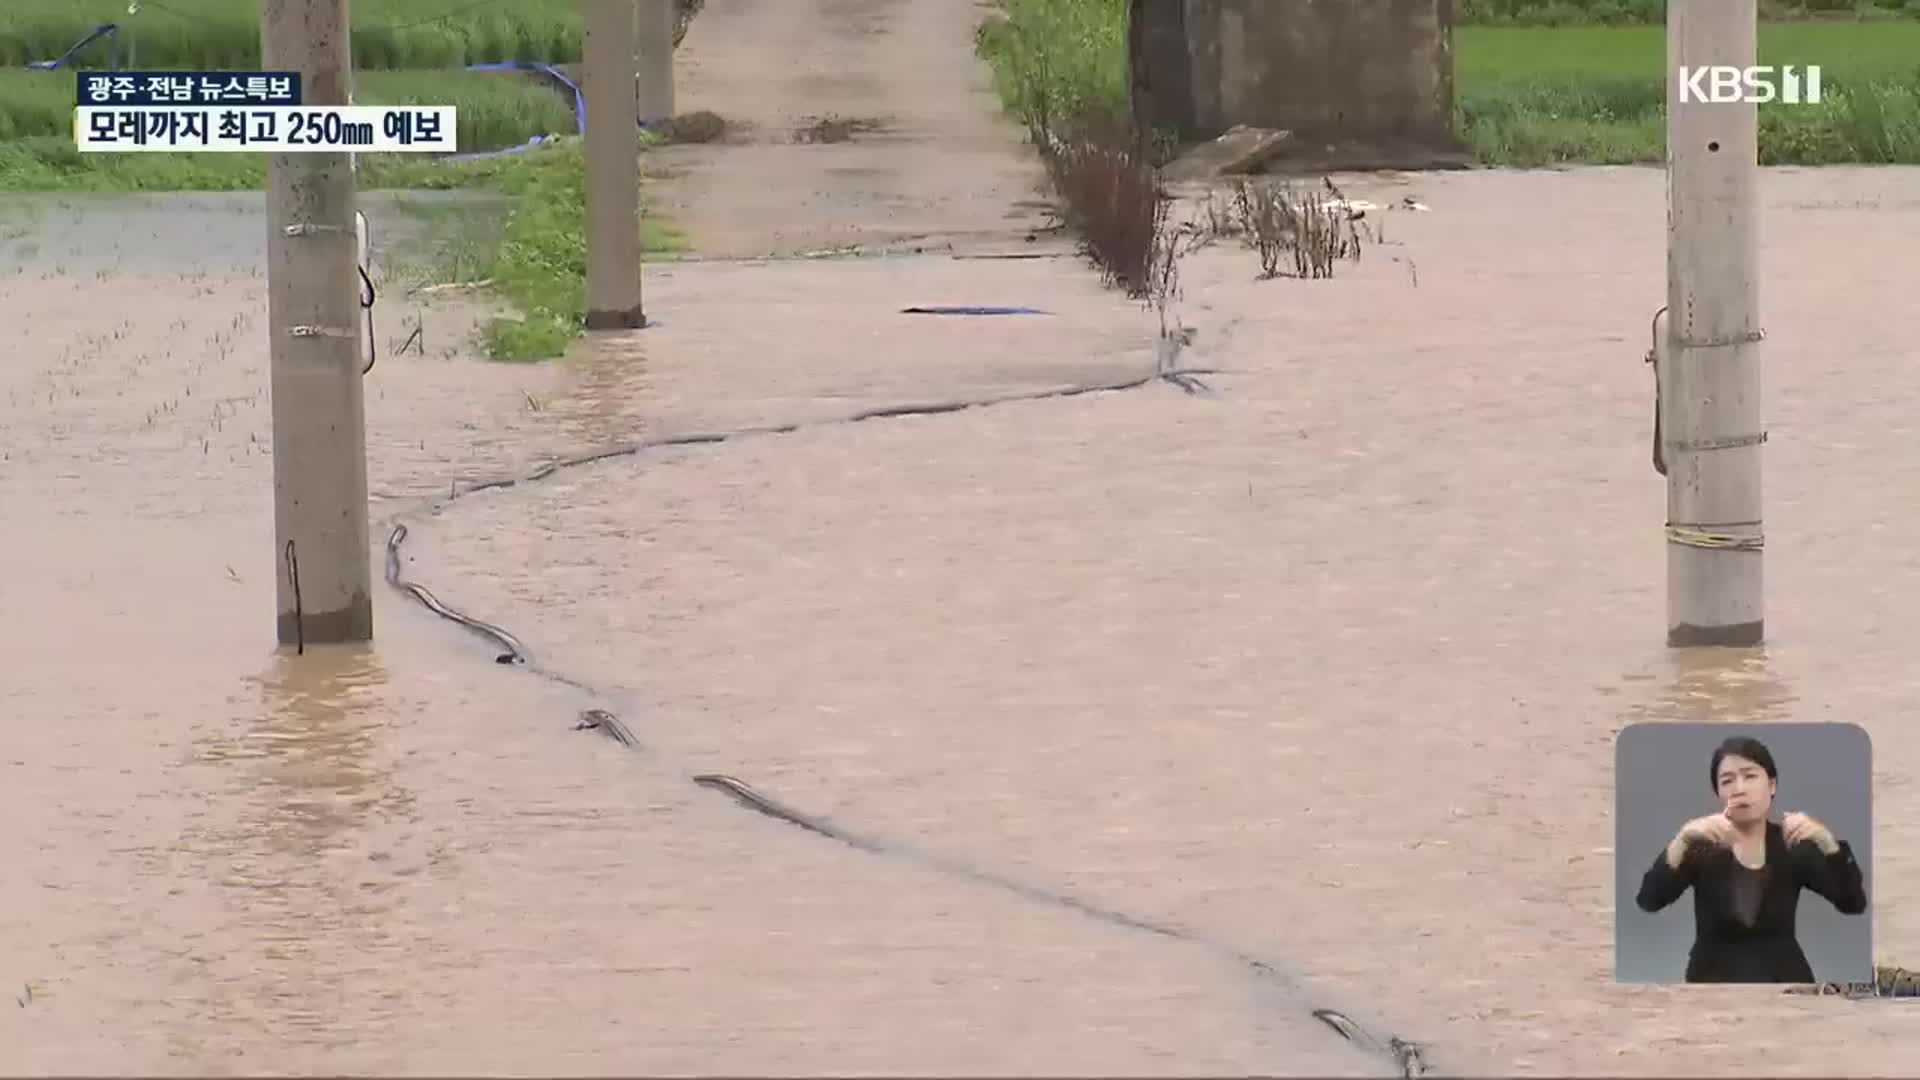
[[6, 0, 1920, 1066], [4, 163, 1919, 1075], [0, 190, 1390, 1075]]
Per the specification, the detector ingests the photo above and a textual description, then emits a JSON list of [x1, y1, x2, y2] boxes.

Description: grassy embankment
[[975, 0, 1920, 167], [0, 0, 679, 359]]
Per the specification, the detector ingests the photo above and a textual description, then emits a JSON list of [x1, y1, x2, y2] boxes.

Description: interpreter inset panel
[[1615, 722, 1872, 986]]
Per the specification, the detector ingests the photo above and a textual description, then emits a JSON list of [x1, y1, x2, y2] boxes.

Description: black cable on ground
[[359, 263, 378, 375], [378, 362, 1435, 1078]]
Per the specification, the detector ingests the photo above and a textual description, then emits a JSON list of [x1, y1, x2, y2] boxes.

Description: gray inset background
[[1615, 722, 1873, 984]]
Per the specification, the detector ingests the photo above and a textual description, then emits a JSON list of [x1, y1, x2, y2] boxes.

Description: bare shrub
[[1204, 177, 1367, 280], [1029, 105, 1168, 298]]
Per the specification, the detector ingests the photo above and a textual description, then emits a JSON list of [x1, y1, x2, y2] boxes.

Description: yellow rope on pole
[[1665, 525, 1763, 551]]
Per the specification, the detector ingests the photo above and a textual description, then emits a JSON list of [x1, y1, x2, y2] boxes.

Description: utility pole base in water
[[1662, 0, 1765, 647]]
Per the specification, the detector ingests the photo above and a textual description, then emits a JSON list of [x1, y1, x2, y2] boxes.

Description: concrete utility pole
[[636, 0, 676, 127], [1662, 0, 1765, 647], [584, 0, 646, 330], [261, 0, 373, 647]]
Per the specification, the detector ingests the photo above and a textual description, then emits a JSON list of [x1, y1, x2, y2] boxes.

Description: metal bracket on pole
[[289, 325, 357, 338], [1646, 305, 1667, 476], [1674, 329, 1766, 349], [1666, 431, 1768, 453], [283, 222, 352, 237]]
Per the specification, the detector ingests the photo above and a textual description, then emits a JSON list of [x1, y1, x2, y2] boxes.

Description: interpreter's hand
[[1782, 811, 1838, 854], [1677, 812, 1738, 849]]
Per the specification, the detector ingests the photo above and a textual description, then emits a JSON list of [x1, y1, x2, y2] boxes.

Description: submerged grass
[[0, 0, 581, 70], [369, 140, 682, 362], [471, 139, 682, 362], [0, 137, 683, 362]]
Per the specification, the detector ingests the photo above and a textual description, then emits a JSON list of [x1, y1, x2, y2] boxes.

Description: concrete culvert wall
[[1131, 0, 1464, 165], [674, 0, 706, 47]]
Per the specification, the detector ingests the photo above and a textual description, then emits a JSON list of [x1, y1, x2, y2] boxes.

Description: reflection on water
[[172, 645, 419, 1058], [1618, 647, 1800, 727], [0, 190, 509, 275], [558, 333, 651, 448], [7, 157, 1920, 1073], [200, 645, 409, 856]]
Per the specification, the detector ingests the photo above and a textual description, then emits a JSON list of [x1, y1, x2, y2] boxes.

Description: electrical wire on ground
[[379, 357, 1435, 1078]]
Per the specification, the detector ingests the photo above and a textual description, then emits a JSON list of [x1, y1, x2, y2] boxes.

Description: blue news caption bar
[[77, 70, 302, 107]]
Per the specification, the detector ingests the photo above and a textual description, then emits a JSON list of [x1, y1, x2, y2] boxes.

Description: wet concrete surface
[[650, 0, 1062, 258]]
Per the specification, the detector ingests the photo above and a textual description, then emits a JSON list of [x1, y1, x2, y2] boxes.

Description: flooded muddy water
[[0, 189, 510, 275], [4, 38, 1920, 1074], [394, 167, 1920, 1077], [0, 188, 1390, 1074]]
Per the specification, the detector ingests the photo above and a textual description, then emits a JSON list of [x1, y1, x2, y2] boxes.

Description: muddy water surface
[[387, 166, 1920, 1076], [0, 192, 1394, 1075], [5, 13, 1920, 1075]]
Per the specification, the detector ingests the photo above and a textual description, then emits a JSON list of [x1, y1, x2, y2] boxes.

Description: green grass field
[[973, 0, 1128, 138], [1458, 20, 1920, 83], [0, 0, 580, 70], [1458, 23, 1920, 163], [975, 0, 1920, 166]]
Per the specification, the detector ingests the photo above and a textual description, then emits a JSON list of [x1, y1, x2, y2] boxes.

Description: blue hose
[[445, 61, 593, 161], [27, 22, 119, 70], [462, 60, 585, 136], [447, 59, 677, 161]]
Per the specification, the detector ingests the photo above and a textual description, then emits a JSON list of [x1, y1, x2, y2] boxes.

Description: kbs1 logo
[[1676, 65, 1823, 105]]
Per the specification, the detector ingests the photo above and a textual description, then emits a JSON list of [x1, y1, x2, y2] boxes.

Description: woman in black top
[[1635, 735, 1868, 983]]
